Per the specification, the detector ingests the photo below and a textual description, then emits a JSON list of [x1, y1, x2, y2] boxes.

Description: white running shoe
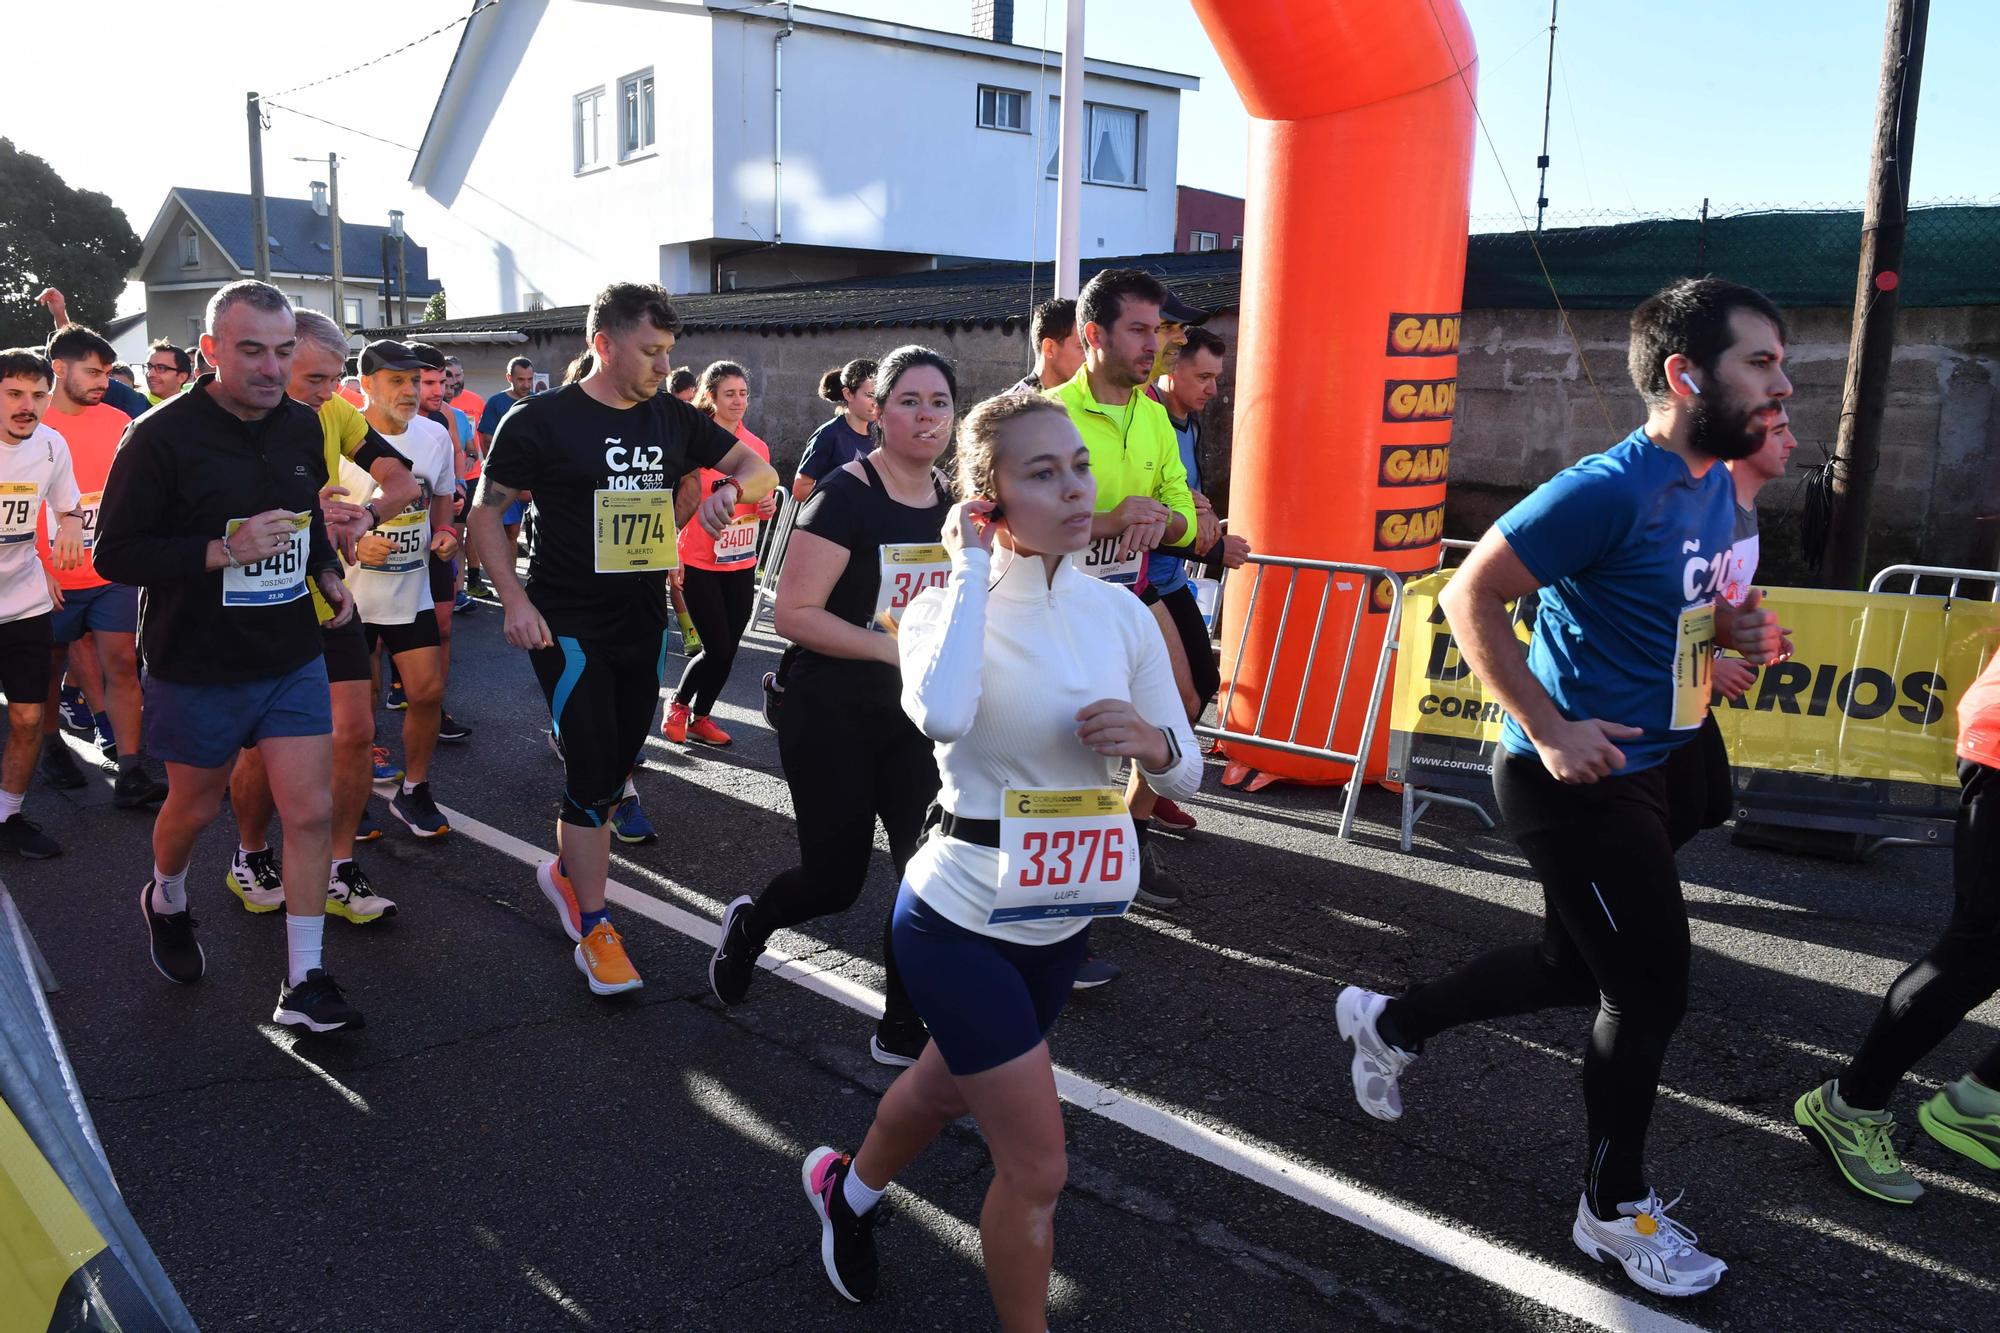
[[1335, 985, 1416, 1121], [327, 861, 399, 924], [1571, 1190, 1727, 1297]]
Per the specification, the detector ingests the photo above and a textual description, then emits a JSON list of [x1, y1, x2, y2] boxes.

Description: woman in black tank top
[[706, 347, 956, 1067]]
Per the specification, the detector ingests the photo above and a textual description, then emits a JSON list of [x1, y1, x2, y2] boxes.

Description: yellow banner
[[1713, 587, 2000, 788], [1387, 569, 1524, 747], [1388, 570, 2000, 790]]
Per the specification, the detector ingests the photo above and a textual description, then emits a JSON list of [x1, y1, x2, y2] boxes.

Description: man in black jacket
[[95, 280, 366, 1034]]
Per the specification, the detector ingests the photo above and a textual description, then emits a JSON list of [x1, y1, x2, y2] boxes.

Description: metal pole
[[774, 1, 794, 246], [381, 235, 394, 327], [1534, 0, 1557, 233], [1053, 0, 1085, 298], [1696, 196, 1709, 271], [396, 237, 409, 326], [1825, 0, 1929, 588], [329, 154, 345, 327], [247, 92, 271, 281]]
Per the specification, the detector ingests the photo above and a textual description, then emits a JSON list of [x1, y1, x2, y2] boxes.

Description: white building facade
[[407, 0, 1193, 309]]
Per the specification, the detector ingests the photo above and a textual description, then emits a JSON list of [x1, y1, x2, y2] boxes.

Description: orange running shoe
[[537, 859, 582, 942], [662, 701, 690, 743], [688, 715, 732, 747], [576, 920, 643, 995]]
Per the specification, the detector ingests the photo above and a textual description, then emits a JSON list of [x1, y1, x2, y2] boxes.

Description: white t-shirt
[[0, 425, 81, 625], [340, 415, 454, 626]]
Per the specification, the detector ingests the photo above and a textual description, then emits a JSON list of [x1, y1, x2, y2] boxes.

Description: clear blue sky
[[11, 0, 1994, 311]]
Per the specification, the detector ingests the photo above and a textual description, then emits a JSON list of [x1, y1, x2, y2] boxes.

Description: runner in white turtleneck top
[[800, 394, 1199, 1332]]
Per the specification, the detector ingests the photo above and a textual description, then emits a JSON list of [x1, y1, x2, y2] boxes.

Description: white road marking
[[441, 802, 1708, 1333], [256, 1023, 371, 1113]]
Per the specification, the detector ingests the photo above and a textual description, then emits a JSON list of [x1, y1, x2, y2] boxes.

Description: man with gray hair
[[224, 306, 419, 927], [96, 280, 368, 1033]]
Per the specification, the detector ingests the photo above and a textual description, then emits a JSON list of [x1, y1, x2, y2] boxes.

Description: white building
[[406, 0, 1195, 309]]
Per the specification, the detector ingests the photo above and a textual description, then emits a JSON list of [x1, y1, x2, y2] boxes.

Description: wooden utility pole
[[1824, 0, 1929, 588], [329, 155, 345, 327], [247, 93, 271, 280]]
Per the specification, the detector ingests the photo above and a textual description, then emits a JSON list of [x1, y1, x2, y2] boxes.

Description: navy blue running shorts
[[143, 657, 332, 769], [892, 884, 1090, 1076]]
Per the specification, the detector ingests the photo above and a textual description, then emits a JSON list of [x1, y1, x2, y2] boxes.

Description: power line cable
[[261, 0, 500, 102]]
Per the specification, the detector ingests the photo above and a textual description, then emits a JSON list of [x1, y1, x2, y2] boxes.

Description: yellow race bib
[[593, 490, 677, 572]]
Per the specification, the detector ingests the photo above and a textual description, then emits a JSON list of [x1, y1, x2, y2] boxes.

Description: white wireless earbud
[[1679, 372, 1703, 396]]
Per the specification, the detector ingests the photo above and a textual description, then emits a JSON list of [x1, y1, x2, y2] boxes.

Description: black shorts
[[0, 613, 53, 704], [1156, 582, 1221, 708], [530, 630, 667, 826], [322, 614, 371, 684], [428, 552, 456, 604], [364, 608, 442, 657]]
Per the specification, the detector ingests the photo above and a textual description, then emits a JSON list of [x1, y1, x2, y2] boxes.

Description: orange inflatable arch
[[1190, 0, 1478, 783]]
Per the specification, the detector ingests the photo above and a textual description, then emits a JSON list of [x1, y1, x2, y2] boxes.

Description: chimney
[[972, 0, 1013, 44], [310, 181, 328, 217]]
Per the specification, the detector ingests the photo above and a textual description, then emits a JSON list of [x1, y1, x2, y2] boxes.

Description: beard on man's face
[[1688, 387, 1777, 462]]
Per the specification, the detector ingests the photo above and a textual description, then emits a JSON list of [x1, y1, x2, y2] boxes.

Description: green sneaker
[[1917, 1082, 2000, 1170], [1793, 1080, 1924, 1204]]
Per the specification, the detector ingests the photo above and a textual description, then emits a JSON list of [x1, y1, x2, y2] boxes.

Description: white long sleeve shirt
[[899, 543, 1202, 945]]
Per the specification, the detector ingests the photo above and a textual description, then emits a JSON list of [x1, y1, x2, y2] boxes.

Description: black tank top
[[786, 454, 952, 695]]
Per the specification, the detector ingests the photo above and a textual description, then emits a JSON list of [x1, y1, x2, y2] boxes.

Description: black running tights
[[745, 681, 940, 1030], [1841, 759, 2000, 1107], [1381, 749, 1692, 1217], [675, 566, 755, 717]]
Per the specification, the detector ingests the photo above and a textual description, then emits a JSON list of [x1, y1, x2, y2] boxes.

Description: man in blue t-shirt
[[1336, 278, 1792, 1298]]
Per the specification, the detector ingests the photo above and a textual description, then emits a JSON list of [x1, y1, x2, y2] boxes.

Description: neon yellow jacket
[[1047, 367, 1196, 534]]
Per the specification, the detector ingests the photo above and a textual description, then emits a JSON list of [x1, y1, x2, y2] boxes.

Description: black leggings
[[1157, 583, 1221, 709], [1381, 749, 1693, 1217], [675, 566, 754, 716], [745, 678, 939, 1030], [1841, 759, 2000, 1107], [530, 630, 666, 827]]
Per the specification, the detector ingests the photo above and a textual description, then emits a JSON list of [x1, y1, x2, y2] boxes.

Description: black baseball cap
[[1159, 289, 1209, 326], [359, 340, 427, 374]]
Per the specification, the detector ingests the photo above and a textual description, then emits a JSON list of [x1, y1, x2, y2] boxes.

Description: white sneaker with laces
[[1335, 985, 1416, 1121], [1570, 1190, 1727, 1297]]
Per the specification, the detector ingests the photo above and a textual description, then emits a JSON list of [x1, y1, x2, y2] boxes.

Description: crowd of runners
[[0, 267, 1993, 1329]]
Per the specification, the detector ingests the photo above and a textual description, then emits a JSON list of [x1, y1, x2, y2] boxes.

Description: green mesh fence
[[1465, 201, 2000, 309]]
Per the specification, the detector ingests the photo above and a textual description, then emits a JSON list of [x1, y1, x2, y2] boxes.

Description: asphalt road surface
[[9, 597, 1995, 1332]]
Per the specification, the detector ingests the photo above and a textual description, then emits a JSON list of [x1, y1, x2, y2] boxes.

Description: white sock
[[152, 866, 188, 914], [285, 913, 325, 986], [401, 777, 421, 795], [0, 788, 23, 822], [622, 777, 638, 799], [842, 1165, 885, 1217]]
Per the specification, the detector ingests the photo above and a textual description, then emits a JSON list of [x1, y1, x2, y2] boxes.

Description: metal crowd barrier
[[1387, 538, 1538, 849], [1727, 562, 2000, 858], [0, 886, 196, 1330], [1195, 554, 1405, 841], [1867, 563, 2000, 601], [748, 489, 800, 635]]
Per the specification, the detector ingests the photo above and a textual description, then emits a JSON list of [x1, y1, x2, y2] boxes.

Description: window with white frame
[[180, 225, 200, 268], [619, 69, 655, 159], [574, 87, 606, 172], [1045, 101, 1145, 187], [1190, 231, 1218, 252], [185, 316, 202, 344], [343, 296, 363, 327], [976, 85, 1027, 132], [1231, 235, 1243, 249]]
